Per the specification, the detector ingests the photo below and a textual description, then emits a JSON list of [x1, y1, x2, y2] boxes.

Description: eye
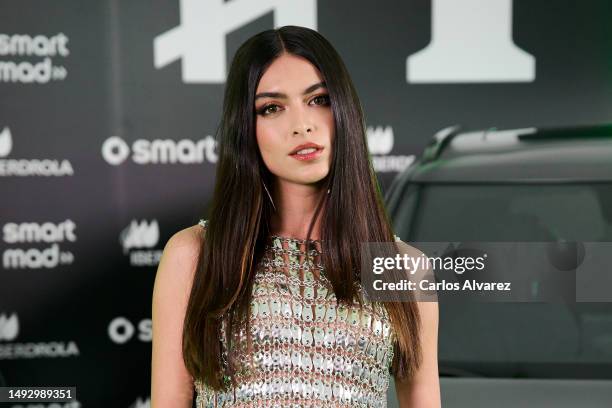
[[311, 94, 330, 106], [256, 103, 281, 116]]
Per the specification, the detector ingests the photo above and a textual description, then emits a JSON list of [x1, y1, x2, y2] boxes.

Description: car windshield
[[397, 182, 612, 379]]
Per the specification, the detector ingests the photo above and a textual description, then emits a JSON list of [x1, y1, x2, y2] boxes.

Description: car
[[384, 124, 612, 407]]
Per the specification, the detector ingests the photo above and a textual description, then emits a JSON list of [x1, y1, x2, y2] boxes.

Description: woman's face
[[255, 53, 334, 187]]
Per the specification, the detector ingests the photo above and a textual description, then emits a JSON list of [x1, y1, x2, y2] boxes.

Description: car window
[[391, 183, 612, 378], [409, 184, 612, 242]]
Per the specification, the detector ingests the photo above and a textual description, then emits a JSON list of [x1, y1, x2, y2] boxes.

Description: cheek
[[318, 109, 335, 143], [256, 120, 285, 170]]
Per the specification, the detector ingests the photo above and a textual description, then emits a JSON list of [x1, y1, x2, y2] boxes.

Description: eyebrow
[[255, 81, 327, 101]]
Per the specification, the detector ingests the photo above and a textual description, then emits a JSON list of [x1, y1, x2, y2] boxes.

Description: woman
[[151, 25, 440, 407]]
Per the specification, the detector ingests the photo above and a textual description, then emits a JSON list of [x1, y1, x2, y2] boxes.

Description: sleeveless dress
[[194, 219, 398, 407]]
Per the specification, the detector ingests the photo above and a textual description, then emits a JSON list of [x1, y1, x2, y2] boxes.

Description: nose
[[293, 125, 312, 136], [291, 107, 314, 136]]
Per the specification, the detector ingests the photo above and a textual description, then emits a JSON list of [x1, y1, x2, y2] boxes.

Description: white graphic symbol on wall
[[153, 0, 317, 83], [0, 313, 19, 341], [0, 32, 70, 84], [2, 220, 77, 270], [0, 126, 13, 157], [101, 135, 218, 165], [366, 126, 415, 173], [0, 312, 80, 359], [120, 219, 163, 267], [407, 0, 535, 83], [0, 126, 74, 176], [108, 317, 152, 344], [367, 125, 394, 155], [129, 397, 151, 408], [120, 220, 159, 254]]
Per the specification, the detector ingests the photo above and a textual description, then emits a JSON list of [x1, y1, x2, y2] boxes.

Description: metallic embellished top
[[194, 219, 397, 407]]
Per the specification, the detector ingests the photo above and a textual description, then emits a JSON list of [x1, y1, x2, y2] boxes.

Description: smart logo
[[0, 127, 74, 177], [366, 126, 415, 173], [108, 317, 152, 344], [2, 220, 77, 269], [101, 135, 218, 165], [0, 32, 70, 84], [120, 220, 163, 266], [0, 312, 80, 359]]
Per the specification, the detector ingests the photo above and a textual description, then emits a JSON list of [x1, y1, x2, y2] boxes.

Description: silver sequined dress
[[194, 219, 397, 407]]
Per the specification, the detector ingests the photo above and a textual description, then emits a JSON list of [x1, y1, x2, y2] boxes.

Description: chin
[[302, 171, 330, 185], [287, 167, 330, 185]]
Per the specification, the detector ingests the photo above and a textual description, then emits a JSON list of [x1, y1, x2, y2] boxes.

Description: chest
[[224, 256, 396, 384]]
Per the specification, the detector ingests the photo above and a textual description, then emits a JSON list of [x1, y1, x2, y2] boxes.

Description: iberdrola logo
[[0, 313, 19, 341]]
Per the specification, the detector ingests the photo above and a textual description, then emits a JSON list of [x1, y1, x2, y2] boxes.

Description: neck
[[269, 178, 327, 240]]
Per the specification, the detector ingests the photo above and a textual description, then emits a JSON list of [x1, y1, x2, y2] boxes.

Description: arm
[[392, 241, 441, 407], [395, 300, 441, 407], [151, 225, 202, 408]]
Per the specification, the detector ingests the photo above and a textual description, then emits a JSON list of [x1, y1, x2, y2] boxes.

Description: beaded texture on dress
[[194, 219, 397, 407]]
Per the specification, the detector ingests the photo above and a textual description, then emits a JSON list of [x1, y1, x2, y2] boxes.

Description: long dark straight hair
[[183, 25, 421, 390]]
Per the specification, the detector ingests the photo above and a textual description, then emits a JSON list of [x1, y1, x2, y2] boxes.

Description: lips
[[289, 142, 323, 155], [288, 142, 324, 161]]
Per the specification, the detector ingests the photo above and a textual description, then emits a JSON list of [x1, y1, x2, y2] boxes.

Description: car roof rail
[[517, 123, 612, 140], [421, 124, 462, 163]]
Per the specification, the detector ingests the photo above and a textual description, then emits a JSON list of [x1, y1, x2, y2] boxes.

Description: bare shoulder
[[155, 223, 205, 289], [164, 223, 205, 260], [394, 239, 427, 259], [165, 223, 204, 253], [394, 238, 438, 302], [394, 238, 431, 275]]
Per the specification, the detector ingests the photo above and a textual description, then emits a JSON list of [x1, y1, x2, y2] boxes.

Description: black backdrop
[[1, 0, 611, 406]]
